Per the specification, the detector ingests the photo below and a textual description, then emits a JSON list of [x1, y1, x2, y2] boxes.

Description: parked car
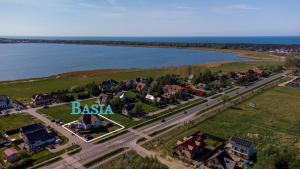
[[84, 134, 93, 140]]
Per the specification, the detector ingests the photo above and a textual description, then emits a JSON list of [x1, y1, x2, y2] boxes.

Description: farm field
[[144, 86, 300, 165]]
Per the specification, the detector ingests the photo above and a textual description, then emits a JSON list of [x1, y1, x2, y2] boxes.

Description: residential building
[[20, 123, 56, 151], [31, 93, 54, 106], [121, 103, 135, 117], [227, 136, 255, 161], [122, 80, 134, 91], [196, 82, 207, 89], [3, 148, 20, 163], [135, 77, 147, 83], [136, 82, 147, 92], [79, 114, 101, 130], [0, 95, 11, 110], [97, 93, 113, 105], [163, 85, 183, 95], [99, 80, 119, 92], [288, 79, 300, 88], [175, 134, 206, 159], [206, 150, 236, 169]]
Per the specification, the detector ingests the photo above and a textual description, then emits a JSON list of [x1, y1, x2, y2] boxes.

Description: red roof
[[197, 83, 206, 87], [81, 114, 100, 125], [4, 148, 18, 157], [176, 136, 205, 154]]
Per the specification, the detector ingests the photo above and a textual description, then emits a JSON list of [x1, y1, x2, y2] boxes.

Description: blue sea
[[2, 36, 300, 45], [0, 43, 249, 81]]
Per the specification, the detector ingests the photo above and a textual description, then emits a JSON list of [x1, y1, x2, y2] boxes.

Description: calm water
[[3, 36, 300, 44], [0, 43, 249, 81]]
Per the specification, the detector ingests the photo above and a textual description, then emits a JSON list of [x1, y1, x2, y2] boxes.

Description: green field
[[145, 86, 300, 166], [195, 86, 300, 146], [0, 60, 279, 102], [0, 113, 39, 133]]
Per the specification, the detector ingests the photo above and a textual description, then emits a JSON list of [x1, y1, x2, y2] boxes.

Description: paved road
[[41, 72, 286, 169]]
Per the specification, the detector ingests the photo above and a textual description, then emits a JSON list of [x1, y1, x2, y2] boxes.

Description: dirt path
[[129, 142, 191, 169]]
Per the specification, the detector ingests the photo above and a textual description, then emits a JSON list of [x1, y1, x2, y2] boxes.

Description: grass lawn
[[38, 98, 139, 127], [0, 60, 279, 102], [140, 102, 158, 113], [0, 113, 39, 133], [144, 86, 300, 158], [195, 86, 300, 145], [38, 99, 97, 123]]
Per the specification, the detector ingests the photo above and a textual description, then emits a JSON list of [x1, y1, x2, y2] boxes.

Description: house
[[227, 136, 255, 161], [145, 94, 166, 107], [99, 80, 119, 92], [206, 150, 236, 169], [121, 103, 135, 117], [183, 86, 206, 96], [20, 123, 56, 151], [97, 93, 113, 105], [31, 93, 54, 107], [254, 68, 264, 77], [163, 85, 183, 95], [175, 134, 206, 159], [0, 95, 11, 110], [79, 114, 101, 130], [161, 92, 172, 101], [3, 148, 20, 163], [135, 77, 147, 83], [122, 80, 134, 91], [288, 79, 300, 88], [196, 82, 207, 89], [136, 82, 147, 92]]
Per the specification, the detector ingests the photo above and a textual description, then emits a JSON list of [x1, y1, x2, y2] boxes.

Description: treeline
[[1, 38, 300, 53]]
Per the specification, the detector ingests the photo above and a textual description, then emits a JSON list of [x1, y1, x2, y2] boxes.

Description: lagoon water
[[0, 43, 249, 81]]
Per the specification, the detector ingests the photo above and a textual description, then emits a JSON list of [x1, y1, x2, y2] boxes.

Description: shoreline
[[0, 44, 279, 84], [0, 59, 254, 85]]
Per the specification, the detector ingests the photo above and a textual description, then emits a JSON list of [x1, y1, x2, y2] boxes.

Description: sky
[[0, 0, 299, 37]]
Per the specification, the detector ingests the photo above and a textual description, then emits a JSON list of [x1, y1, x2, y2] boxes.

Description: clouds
[[0, 0, 299, 36], [213, 4, 260, 13]]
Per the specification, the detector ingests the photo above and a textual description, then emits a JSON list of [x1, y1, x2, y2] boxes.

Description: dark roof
[[124, 103, 135, 111], [0, 95, 9, 103], [20, 124, 43, 133], [229, 136, 253, 148], [21, 123, 55, 145], [207, 150, 236, 169], [32, 93, 53, 101]]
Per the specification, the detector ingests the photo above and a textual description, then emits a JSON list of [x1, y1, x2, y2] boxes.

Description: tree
[[131, 102, 144, 117], [221, 94, 230, 107], [285, 56, 300, 75], [89, 84, 101, 96], [110, 97, 124, 113]]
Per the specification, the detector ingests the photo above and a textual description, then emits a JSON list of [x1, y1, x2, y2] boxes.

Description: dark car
[[84, 135, 93, 140]]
